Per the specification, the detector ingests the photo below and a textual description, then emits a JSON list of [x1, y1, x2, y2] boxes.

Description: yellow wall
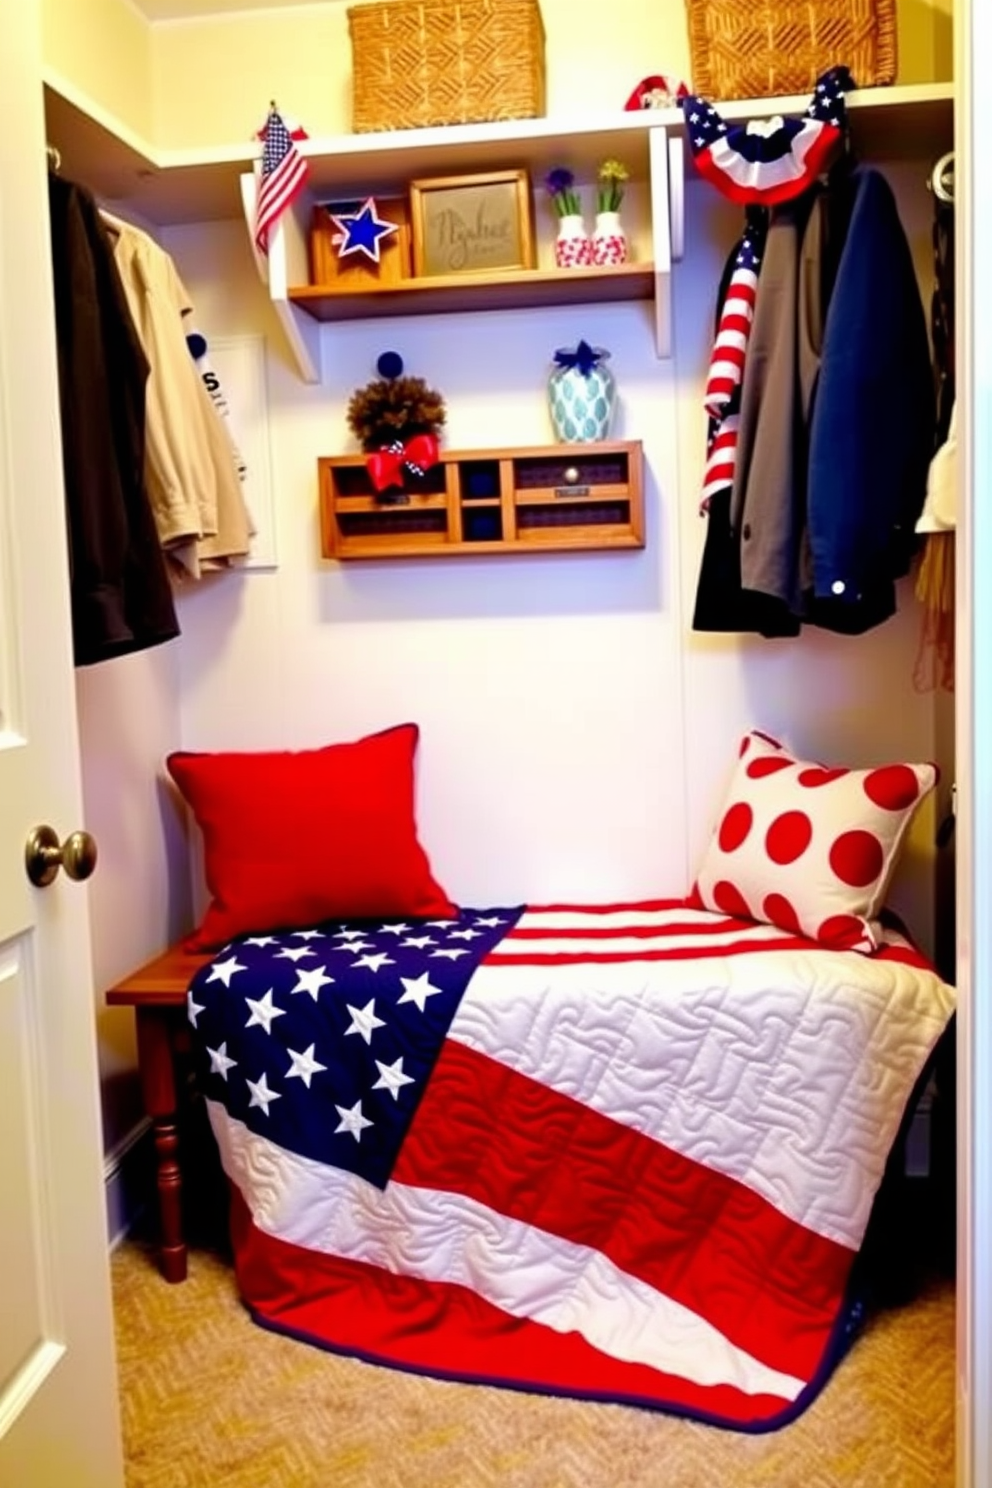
[[899, 0, 954, 84], [41, 0, 153, 138], [41, 0, 953, 155], [151, 5, 348, 148], [150, 0, 953, 151]]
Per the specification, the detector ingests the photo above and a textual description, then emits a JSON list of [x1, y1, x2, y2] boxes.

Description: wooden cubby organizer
[[319, 441, 644, 559]]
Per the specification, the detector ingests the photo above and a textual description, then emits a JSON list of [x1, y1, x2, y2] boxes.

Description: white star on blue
[[187, 904, 524, 1190]]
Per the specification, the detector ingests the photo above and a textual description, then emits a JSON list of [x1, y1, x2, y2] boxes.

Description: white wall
[[76, 646, 190, 1150], [161, 157, 946, 956]]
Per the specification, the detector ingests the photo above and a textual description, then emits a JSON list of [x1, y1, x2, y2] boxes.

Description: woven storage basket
[[348, 0, 546, 133], [686, 0, 897, 101]]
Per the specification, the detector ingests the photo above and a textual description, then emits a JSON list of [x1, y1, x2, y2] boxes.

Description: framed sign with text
[[409, 170, 535, 279]]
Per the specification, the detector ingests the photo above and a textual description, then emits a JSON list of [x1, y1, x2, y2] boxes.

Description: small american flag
[[704, 223, 763, 418], [254, 106, 309, 255]]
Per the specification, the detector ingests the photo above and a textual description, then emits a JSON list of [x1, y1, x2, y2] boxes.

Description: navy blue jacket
[[805, 166, 934, 629]]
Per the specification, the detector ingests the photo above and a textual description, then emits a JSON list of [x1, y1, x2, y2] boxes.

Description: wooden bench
[[106, 944, 211, 1281]]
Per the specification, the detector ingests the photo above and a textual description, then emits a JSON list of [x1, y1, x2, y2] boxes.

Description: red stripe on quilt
[[228, 1186, 796, 1426], [484, 936, 808, 965], [503, 918, 769, 941], [393, 1039, 854, 1381]]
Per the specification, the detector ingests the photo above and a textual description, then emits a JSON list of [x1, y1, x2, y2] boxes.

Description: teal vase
[[547, 352, 617, 443]]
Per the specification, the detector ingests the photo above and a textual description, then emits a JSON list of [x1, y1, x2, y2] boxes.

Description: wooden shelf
[[289, 262, 655, 322], [319, 442, 644, 560]]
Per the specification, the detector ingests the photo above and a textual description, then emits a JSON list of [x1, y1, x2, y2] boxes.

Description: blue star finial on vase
[[329, 198, 399, 262]]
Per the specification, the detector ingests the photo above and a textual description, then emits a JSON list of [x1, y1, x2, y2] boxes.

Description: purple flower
[[545, 167, 575, 197], [544, 166, 581, 218]]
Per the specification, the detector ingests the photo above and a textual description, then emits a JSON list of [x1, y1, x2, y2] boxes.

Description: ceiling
[[131, 0, 338, 19]]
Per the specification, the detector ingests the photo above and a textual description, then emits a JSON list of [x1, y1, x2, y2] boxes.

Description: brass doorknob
[[25, 825, 98, 887]]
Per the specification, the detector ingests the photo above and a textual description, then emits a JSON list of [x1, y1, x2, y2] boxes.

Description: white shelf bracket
[[648, 127, 674, 359], [668, 133, 685, 263], [240, 172, 322, 385]]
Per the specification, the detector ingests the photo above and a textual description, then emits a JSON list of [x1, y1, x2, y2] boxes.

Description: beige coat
[[109, 219, 252, 576]]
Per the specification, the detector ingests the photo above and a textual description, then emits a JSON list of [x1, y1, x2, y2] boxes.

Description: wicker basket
[[348, 0, 546, 133], [686, 0, 897, 101]]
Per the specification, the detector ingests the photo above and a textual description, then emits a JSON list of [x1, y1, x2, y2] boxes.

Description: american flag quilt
[[187, 899, 955, 1431]]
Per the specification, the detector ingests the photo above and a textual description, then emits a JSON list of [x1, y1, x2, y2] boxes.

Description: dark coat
[[804, 166, 935, 628], [693, 164, 933, 638], [48, 175, 179, 666]]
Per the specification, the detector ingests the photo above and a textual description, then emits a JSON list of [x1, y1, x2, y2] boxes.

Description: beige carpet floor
[[111, 1240, 955, 1488]]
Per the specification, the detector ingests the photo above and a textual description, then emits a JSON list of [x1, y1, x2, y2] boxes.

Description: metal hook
[[929, 151, 954, 204], [46, 144, 61, 173]]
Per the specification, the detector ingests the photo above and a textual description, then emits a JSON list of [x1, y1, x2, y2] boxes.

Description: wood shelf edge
[[332, 535, 645, 560], [319, 440, 641, 466], [289, 263, 655, 320]]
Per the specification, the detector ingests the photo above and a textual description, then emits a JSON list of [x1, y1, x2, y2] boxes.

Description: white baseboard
[[104, 1117, 152, 1249]]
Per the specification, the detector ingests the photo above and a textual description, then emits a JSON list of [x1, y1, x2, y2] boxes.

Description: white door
[[0, 4, 124, 1486], [956, 1, 992, 1483]]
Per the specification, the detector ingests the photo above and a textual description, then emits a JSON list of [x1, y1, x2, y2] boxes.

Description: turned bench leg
[[135, 1007, 187, 1282]]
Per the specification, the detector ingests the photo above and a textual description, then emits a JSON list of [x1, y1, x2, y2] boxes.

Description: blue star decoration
[[330, 197, 399, 263]]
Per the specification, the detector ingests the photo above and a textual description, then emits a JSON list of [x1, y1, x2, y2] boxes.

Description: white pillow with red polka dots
[[692, 730, 938, 952]]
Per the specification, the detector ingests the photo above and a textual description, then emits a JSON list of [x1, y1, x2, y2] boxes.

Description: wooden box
[[309, 199, 412, 291], [347, 0, 546, 133], [318, 442, 644, 560]]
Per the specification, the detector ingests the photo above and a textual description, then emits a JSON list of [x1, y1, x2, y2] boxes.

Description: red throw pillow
[[692, 730, 938, 952], [167, 723, 456, 949]]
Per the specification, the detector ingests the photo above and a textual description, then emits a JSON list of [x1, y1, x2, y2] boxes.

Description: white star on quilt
[[397, 971, 443, 1011], [187, 990, 206, 1027], [243, 935, 278, 947], [290, 966, 334, 1001], [285, 1043, 328, 1088], [449, 928, 482, 940], [329, 940, 375, 955], [345, 998, 386, 1044], [245, 989, 286, 1033], [246, 1071, 281, 1115], [430, 947, 469, 961], [206, 955, 247, 987], [379, 923, 411, 936], [473, 916, 506, 927], [372, 1056, 415, 1101], [206, 1041, 237, 1079], [401, 935, 436, 949], [292, 929, 325, 940], [351, 952, 395, 973], [426, 919, 457, 928], [333, 928, 367, 940], [274, 946, 316, 962], [334, 1098, 373, 1142]]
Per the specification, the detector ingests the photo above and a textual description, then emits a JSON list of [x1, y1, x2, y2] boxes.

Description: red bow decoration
[[366, 433, 441, 493]]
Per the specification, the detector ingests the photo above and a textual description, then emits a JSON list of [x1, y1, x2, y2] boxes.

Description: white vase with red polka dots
[[592, 211, 628, 267], [554, 214, 593, 269]]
